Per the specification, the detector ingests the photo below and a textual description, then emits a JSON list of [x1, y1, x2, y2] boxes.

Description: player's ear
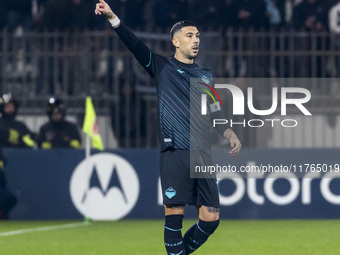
[[172, 38, 179, 48]]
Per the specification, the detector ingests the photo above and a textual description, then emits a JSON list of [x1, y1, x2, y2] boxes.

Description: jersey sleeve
[[114, 23, 167, 77], [210, 106, 229, 137]]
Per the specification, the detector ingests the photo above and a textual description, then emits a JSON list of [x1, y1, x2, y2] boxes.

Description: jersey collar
[[170, 56, 198, 68]]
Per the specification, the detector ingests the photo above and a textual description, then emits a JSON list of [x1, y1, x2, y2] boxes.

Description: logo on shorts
[[165, 187, 176, 199]]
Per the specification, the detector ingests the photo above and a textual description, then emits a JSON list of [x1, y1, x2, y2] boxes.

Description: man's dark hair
[[170, 20, 198, 39]]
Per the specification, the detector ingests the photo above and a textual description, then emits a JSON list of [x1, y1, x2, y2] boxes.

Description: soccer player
[[95, 1, 242, 254]]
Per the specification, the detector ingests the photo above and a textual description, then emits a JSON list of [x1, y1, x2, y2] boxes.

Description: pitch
[[1, 220, 339, 254]]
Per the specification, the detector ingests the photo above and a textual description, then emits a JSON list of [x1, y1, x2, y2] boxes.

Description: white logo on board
[[70, 153, 139, 220]]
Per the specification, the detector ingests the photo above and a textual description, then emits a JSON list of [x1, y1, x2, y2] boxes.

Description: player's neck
[[174, 53, 194, 64]]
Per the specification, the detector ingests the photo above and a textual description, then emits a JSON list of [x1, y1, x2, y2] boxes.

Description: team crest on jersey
[[201, 76, 210, 84]]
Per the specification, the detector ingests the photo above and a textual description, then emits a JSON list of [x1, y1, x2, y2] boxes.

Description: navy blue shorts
[[160, 149, 220, 207]]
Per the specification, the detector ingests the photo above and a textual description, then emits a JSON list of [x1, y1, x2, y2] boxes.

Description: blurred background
[[1, 0, 340, 222], [1, 0, 340, 149]]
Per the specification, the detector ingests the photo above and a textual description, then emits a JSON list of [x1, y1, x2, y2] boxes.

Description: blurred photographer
[[0, 93, 36, 149], [37, 98, 81, 149]]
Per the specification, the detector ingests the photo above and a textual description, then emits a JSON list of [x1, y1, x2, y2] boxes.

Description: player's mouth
[[192, 46, 199, 53]]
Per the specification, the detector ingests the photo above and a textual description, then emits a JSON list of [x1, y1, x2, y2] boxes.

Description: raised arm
[[95, 0, 163, 77]]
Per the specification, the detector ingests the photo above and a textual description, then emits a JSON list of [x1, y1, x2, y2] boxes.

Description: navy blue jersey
[[115, 24, 224, 152], [146, 54, 214, 152]]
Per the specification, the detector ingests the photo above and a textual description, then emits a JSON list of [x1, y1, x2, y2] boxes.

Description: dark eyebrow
[[185, 32, 200, 36]]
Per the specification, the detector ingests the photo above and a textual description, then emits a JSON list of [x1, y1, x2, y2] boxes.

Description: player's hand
[[95, 0, 116, 20], [229, 134, 241, 156], [224, 129, 241, 156]]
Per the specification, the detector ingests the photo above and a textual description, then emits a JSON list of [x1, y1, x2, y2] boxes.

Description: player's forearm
[[111, 22, 151, 68], [210, 110, 229, 137], [96, 0, 151, 68], [223, 128, 237, 141], [114, 23, 147, 54]]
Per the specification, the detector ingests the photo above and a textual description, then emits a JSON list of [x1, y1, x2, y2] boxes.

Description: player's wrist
[[108, 14, 120, 28], [223, 128, 236, 140]]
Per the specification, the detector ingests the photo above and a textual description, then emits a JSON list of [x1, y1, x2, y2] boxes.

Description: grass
[[0, 220, 340, 255]]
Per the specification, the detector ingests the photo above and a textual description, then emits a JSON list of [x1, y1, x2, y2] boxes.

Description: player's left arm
[[206, 75, 241, 155], [95, 0, 165, 77], [209, 108, 241, 155]]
